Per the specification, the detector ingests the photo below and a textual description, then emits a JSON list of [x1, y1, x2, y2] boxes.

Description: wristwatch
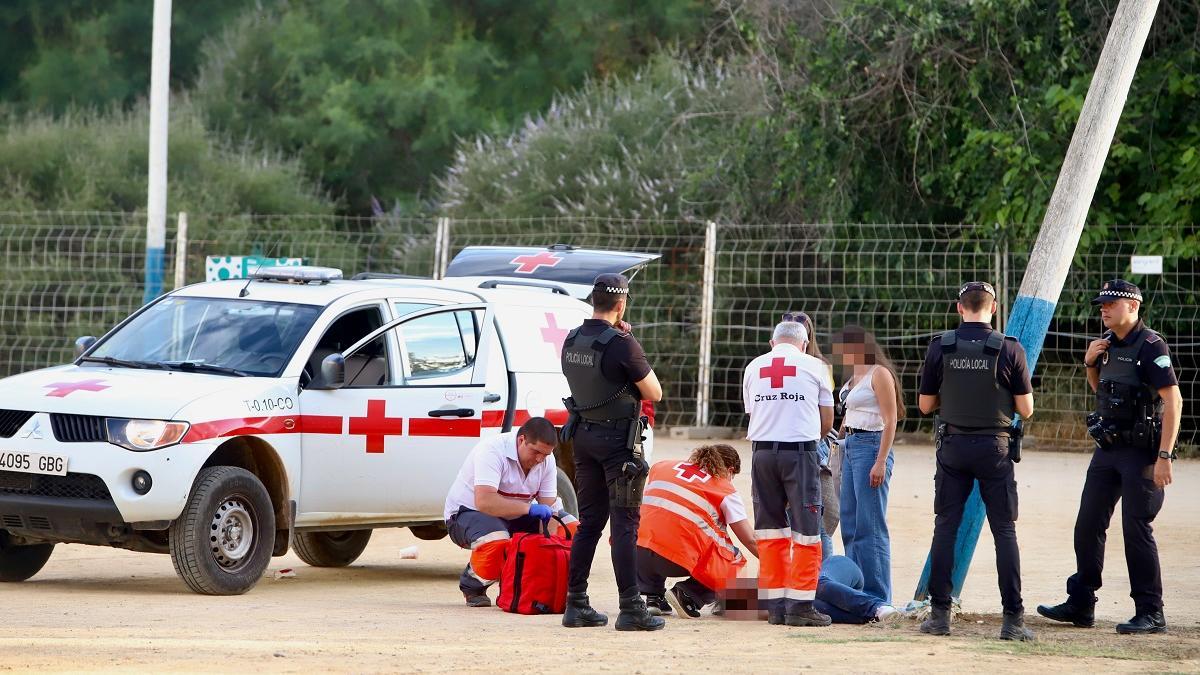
[[1158, 450, 1177, 461]]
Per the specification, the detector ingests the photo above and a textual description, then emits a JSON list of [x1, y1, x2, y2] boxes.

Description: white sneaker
[[874, 605, 903, 625]]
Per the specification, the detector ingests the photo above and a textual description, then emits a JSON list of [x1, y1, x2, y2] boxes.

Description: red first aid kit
[[497, 517, 572, 615]]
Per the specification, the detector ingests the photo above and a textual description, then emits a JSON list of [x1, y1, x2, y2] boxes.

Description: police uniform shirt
[[443, 431, 558, 521], [743, 343, 834, 442], [918, 322, 1033, 396], [573, 318, 652, 385], [1107, 320, 1179, 390]]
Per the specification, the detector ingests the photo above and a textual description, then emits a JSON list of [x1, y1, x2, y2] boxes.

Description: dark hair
[[830, 325, 906, 421], [959, 290, 993, 313], [591, 290, 625, 312], [688, 444, 741, 478], [517, 417, 558, 446]]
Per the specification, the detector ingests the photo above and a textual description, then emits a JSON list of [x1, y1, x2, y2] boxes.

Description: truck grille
[[0, 470, 112, 500], [0, 409, 35, 438], [50, 414, 107, 443]]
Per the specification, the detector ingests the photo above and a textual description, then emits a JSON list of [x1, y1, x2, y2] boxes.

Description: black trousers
[[636, 546, 717, 605], [928, 434, 1023, 615], [1066, 444, 1165, 614], [567, 421, 640, 596]]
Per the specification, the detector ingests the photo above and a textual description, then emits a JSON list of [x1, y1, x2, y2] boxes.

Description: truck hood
[[0, 365, 257, 420]]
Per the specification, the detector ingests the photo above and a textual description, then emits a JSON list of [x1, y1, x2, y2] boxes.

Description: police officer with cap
[[560, 272, 665, 631], [917, 281, 1035, 641], [1038, 279, 1181, 635]]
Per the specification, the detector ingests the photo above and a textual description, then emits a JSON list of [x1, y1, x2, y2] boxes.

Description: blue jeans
[[817, 439, 834, 560], [814, 555, 885, 624], [839, 430, 893, 604]]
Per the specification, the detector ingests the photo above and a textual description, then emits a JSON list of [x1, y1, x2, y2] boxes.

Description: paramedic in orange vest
[[743, 320, 834, 627], [637, 444, 759, 618], [444, 417, 578, 606]]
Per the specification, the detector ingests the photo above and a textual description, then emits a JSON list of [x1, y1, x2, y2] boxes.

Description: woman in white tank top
[[831, 325, 904, 605]]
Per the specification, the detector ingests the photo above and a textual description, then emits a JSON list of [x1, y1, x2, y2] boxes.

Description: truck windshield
[[88, 297, 322, 377]]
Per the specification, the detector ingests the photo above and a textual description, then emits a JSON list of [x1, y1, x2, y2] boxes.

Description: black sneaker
[[463, 592, 491, 607], [644, 594, 674, 616], [666, 584, 702, 619]]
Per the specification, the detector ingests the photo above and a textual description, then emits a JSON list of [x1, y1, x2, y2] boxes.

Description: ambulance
[[0, 245, 658, 594]]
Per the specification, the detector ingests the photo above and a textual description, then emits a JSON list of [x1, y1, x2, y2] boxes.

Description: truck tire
[[409, 524, 447, 541], [292, 530, 372, 567], [169, 466, 275, 595], [0, 531, 54, 582], [556, 468, 579, 518]]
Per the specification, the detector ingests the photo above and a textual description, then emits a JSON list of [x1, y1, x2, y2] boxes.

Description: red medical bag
[[497, 518, 572, 615]]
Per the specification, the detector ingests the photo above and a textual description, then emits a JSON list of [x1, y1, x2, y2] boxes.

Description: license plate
[[0, 451, 68, 476]]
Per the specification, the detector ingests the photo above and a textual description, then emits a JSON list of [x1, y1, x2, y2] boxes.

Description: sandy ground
[[3, 439, 1199, 673]]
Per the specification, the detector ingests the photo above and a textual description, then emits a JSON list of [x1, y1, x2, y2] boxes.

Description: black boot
[[562, 592, 608, 628], [785, 604, 832, 627], [999, 612, 1035, 641], [920, 605, 951, 636], [644, 593, 673, 617], [1115, 611, 1167, 635], [615, 589, 666, 631], [1036, 600, 1095, 628]]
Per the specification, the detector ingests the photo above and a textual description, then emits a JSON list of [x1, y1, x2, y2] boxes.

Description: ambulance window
[[306, 305, 391, 387], [399, 310, 476, 379]]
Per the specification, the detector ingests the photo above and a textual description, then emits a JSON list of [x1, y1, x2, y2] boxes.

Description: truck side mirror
[[74, 336, 97, 357], [310, 353, 345, 390]]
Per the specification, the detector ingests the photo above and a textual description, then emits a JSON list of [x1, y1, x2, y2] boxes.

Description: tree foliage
[[195, 0, 712, 213]]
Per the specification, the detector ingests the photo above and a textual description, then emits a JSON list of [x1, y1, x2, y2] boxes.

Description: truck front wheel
[[0, 531, 53, 582], [169, 466, 275, 595]]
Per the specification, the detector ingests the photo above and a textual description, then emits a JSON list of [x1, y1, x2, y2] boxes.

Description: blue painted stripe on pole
[[1003, 295, 1058, 372], [143, 246, 165, 304], [913, 482, 985, 602]]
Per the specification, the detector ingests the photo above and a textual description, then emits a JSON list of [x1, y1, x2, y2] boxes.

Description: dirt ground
[[3, 439, 1198, 673]]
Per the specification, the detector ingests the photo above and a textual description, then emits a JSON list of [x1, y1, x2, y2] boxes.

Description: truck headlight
[[106, 419, 189, 451]]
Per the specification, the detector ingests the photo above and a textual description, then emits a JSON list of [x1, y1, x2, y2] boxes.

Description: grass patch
[[787, 634, 916, 645], [973, 639, 1170, 662]]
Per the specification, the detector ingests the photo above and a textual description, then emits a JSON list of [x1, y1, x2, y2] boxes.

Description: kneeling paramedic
[[560, 273, 664, 631], [743, 320, 834, 627], [444, 417, 577, 606], [636, 444, 758, 618], [917, 281, 1035, 641], [1038, 280, 1181, 635]]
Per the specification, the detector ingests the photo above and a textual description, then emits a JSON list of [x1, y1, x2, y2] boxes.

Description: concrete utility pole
[[913, 0, 1161, 603], [144, 0, 172, 304]]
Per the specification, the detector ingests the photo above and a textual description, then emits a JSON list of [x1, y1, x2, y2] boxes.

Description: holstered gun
[[1008, 419, 1024, 463], [560, 397, 581, 444], [933, 415, 946, 451], [612, 415, 649, 508]]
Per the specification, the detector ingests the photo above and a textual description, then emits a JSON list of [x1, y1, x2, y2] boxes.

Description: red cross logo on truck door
[[510, 252, 562, 274], [44, 378, 110, 398], [540, 313, 569, 357], [759, 357, 796, 389], [348, 400, 404, 453]]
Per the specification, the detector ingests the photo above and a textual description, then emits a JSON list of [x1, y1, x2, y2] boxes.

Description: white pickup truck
[[0, 245, 657, 594]]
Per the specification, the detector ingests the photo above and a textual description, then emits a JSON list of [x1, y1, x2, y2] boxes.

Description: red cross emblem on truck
[[44, 378, 110, 398], [510, 251, 562, 274], [348, 400, 404, 453]]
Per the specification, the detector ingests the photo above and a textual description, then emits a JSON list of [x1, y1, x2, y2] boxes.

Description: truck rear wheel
[[169, 466, 275, 595], [556, 468, 579, 518], [293, 530, 372, 567], [0, 531, 54, 582]]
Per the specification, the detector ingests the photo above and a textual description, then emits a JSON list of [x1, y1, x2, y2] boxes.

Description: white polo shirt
[[443, 431, 558, 521], [743, 343, 833, 442]]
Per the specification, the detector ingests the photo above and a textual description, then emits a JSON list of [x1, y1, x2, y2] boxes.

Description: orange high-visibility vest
[[637, 460, 747, 591]]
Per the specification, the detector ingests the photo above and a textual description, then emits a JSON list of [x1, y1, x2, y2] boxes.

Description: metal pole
[[143, 0, 172, 304], [913, 0, 1161, 605], [172, 212, 188, 290], [695, 221, 717, 427], [433, 217, 451, 279]]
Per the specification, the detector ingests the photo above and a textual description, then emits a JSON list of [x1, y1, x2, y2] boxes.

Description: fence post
[[695, 220, 718, 428], [172, 212, 188, 290], [143, 0, 172, 304], [433, 217, 451, 279]]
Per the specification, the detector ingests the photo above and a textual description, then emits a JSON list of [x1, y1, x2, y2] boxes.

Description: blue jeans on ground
[[814, 555, 885, 624], [839, 430, 893, 604]]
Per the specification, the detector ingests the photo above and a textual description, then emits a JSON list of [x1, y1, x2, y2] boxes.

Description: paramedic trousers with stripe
[[447, 507, 575, 596], [751, 440, 823, 616]]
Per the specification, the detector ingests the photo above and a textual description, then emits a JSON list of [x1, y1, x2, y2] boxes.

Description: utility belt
[[578, 417, 634, 431], [751, 440, 819, 452], [934, 417, 1023, 462], [1086, 412, 1160, 451], [942, 424, 1011, 438]]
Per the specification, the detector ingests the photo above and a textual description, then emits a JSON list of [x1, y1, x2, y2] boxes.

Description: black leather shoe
[[785, 607, 832, 627], [1036, 601, 1095, 628], [920, 606, 951, 636], [615, 590, 666, 631], [1115, 611, 1167, 635], [999, 612, 1035, 641], [562, 592, 608, 628]]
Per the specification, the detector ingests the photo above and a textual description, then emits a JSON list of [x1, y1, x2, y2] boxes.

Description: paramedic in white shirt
[[444, 417, 577, 607]]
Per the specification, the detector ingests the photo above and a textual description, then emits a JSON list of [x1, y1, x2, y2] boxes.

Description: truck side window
[[306, 305, 391, 387], [400, 310, 477, 380]]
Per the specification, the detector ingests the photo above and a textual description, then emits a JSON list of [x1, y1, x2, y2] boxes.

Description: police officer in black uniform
[[1038, 279, 1181, 635], [917, 281, 1035, 641], [560, 273, 665, 631]]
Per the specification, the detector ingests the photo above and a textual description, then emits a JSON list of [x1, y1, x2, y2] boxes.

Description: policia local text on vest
[[559, 272, 665, 632]]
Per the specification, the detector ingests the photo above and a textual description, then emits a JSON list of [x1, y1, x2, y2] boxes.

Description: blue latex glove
[[528, 503, 554, 521]]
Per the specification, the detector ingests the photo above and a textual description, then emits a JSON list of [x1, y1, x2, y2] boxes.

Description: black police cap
[[1091, 279, 1142, 305], [593, 273, 630, 295], [958, 281, 996, 299]]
